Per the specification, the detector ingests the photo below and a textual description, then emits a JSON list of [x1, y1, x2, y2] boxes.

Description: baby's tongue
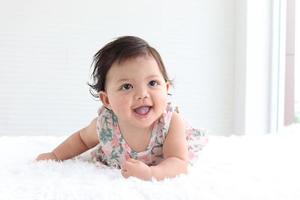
[[134, 106, 150, 115]]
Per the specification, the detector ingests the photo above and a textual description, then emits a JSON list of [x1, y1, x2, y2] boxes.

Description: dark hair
[[88, 36, 170, 98]]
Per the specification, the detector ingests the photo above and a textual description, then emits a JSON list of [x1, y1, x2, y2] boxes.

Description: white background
[[0, 0, 274, 136], [295, 0, 300, 118]]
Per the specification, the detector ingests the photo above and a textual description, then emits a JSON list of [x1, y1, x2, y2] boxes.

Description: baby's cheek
[[110, 97, 129, 112], [158, 95, 168, 107]]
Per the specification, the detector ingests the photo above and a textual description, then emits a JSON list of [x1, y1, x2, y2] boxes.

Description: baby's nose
[[135, 87, 149, 100]]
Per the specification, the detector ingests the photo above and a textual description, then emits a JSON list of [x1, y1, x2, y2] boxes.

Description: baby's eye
[[120, 83, 133, 91], [148, 80, 159, 87]]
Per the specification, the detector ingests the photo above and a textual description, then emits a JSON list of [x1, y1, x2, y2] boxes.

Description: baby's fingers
[[121, 160, 131, 178], [121, 168, 130, 178], [36, 152, 55, 161]]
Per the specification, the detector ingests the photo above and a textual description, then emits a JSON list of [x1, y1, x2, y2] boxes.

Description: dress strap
[[156, 103, 174, 140], [96, 106, 116, 145]]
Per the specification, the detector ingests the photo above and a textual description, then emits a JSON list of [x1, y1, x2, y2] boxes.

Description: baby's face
[[100, 55, 169, 129]]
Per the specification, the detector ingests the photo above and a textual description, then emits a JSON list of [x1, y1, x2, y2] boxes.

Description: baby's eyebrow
[[116, 78, 130, 83], [146, 75, 160, 79], [116, 75, 161, 83]]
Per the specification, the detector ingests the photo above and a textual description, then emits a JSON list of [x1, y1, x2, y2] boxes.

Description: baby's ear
[[99, 91, 112, 109], [166, 81, 170, 92]]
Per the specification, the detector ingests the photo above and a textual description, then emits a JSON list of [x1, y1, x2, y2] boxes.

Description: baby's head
[[89, 36, 172, 128], [88, 36, 170, 97]]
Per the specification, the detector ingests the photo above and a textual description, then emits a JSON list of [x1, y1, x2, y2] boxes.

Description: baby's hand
[[36, 152, 58, 161], [121, 158, 152, 181]]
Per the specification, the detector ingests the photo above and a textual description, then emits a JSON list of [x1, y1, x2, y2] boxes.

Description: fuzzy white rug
[[1, 127, 300, 200]]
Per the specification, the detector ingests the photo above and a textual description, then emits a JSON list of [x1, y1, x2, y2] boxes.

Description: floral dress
[[91, 103, 208, 169]]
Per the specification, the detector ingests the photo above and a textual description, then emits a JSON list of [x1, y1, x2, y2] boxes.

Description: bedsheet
[[1, 126, 299, 200]]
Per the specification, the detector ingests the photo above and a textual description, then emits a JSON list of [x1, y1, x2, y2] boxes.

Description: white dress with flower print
[[91, 103, 208, 169]]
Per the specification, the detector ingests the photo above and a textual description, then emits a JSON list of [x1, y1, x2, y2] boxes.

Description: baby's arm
[[150, 112, 188, 180], [36, 118, 99, 161], [121, 112, 188, 181]]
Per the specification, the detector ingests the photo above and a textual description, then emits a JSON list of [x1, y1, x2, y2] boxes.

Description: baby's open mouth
[[133, 106, 152, 115]]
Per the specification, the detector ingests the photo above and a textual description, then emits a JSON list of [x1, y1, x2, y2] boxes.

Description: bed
[[1, 125, 299, 200]]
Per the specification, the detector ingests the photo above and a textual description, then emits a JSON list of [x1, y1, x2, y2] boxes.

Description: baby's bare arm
[[150, 112, 188, 180], [36, 118, 99, 161], [121, 112, 188, 181]]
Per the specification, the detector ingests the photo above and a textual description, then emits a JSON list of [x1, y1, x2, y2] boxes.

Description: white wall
[[234, 0, 280, 135], [234, 0, 273, 135], [0, 0, 236, 136], [296, 0, 300, 116]]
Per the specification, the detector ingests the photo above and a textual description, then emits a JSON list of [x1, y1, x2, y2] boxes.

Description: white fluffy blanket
[[1, 127, 300, 200]]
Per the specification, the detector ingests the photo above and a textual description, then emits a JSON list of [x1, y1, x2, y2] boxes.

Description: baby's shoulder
[[155, 103, 183, 137], [159, 102, 179, 125]]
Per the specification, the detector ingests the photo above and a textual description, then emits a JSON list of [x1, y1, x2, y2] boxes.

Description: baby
[[36, 36, 207, 181]]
